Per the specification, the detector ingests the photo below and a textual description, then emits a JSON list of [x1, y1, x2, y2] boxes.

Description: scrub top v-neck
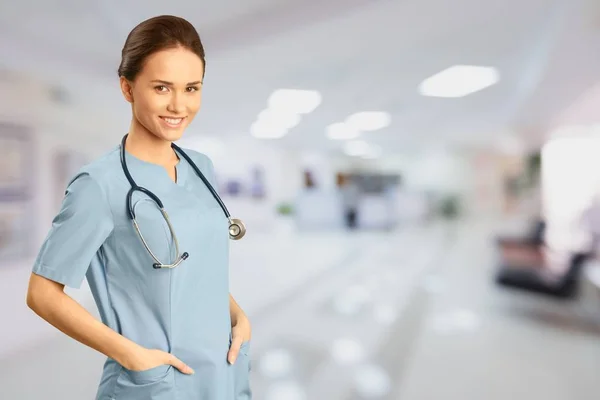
[[31, 145, 252, 400]]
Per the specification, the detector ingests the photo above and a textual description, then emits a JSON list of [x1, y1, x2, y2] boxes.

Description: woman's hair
[[118, 15, 206, 81]]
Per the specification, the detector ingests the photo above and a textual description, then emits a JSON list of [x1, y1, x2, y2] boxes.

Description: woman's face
[[121, 47, 204, 142]]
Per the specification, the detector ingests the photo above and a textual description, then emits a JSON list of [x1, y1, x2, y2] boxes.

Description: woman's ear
[[119, 77, 134, 103]]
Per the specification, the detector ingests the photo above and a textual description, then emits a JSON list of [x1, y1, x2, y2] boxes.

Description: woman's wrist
[[112, 337, 144, 368]]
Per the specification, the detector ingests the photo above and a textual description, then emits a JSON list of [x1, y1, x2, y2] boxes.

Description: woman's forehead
[[141, 48, 204, 81]]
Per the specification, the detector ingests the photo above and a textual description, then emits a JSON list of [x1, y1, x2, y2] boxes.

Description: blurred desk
[[357, 194, 396, 229], [294, 190, 344, 230]]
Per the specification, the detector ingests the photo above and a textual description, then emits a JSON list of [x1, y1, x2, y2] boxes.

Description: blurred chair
[[496, 219, 545, 248], [579, 260, 600, 324], [495, 251, 590, 299]]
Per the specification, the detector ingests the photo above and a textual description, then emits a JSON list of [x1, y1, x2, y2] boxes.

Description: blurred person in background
[[25, 15, 252, 400], [338, 173, 360, 229], [303, 169, 317, 189]]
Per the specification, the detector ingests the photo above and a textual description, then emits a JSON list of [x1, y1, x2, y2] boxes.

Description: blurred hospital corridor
[[2, 0, 600, 399]]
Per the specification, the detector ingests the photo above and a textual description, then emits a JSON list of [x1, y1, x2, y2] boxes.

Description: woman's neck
[[125, 120, 179, 167]]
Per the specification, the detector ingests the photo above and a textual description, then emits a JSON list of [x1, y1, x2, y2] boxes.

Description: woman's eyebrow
[[151, 79, 202, 85]]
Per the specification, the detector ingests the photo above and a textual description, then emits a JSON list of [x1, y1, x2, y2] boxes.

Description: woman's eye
[[155, 85, 168, 92], [186, 86, 200, 92]]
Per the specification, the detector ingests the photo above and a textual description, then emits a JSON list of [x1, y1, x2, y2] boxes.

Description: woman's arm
[[26, 273, 195, 374], [229, 293, 249, 329], [227, 293, 251, 364], [26, 272, 140, 367]]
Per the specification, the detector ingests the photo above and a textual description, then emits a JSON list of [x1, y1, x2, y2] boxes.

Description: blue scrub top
[[32, 145, 252, 400]]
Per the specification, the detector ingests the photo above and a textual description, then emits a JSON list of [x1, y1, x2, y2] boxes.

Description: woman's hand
[[228, 315, 252, 364], [124, 347, 194, 375]]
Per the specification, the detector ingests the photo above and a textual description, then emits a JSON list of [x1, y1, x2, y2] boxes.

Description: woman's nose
[[167, 93, 184, 114]]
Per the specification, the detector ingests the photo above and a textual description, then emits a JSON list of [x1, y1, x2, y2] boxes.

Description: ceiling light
[[345, 111, 391, 131], [326, 122, 360, 140], [418, 65, 500, 98], [267, 89, 322, 114], [257, 109, 301, 130], [250, 121, 288, 139], [343, 140, 371, 156], [361, 146, 382, 159]]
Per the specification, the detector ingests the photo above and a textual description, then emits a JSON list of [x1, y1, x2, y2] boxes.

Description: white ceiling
[[1, 0, 599, 156]]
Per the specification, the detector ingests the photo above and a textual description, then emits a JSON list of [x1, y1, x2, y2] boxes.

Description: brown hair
[[118, 15, 206, 81]]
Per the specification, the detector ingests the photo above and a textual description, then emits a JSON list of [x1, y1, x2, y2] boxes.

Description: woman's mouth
[[160, 116, 185, 128]]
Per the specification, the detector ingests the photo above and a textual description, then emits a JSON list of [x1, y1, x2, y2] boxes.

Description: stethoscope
[[119, 134, 246, 269]]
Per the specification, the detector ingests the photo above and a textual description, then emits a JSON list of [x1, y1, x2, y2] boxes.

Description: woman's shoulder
[[68, 146, 122, 190], [179, 147, 215, 173]]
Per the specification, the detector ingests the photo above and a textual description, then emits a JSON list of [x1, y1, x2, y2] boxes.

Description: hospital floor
[[2, 218, 600, 399]]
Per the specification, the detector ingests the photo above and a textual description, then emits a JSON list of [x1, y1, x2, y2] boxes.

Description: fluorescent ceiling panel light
[[326, 122, 360, 140], [343, 140, 371, 156], [257, 109, 301, 130], [268, 89, 322, 114], [345, 111, 391, 131], [361, 145, 382, 159], [250, 121, 288, 139], [418, 65, 500, 98]]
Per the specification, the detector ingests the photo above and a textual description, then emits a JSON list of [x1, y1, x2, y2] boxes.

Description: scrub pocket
[[229, 335, 252, 400], [110, 364, 174, 400]]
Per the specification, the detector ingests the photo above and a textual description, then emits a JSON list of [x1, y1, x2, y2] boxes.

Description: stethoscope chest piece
[[228, 218, 246, 240]]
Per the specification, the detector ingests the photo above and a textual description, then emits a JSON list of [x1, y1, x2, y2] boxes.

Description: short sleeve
[[32, 173, 114, 289]]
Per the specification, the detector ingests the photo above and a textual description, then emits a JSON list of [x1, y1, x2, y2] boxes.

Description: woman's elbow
[[26, 273, 63, 310]]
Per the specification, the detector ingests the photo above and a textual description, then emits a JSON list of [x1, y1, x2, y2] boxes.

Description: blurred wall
[[543, 79, 600, 254]]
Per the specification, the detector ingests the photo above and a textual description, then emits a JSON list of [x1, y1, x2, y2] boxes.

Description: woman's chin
[[154, 126, 186, 142]]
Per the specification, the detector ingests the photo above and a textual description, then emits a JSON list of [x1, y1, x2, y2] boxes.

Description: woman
[[25, 15, 252, 399]]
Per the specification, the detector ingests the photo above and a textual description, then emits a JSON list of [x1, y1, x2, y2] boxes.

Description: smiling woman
[[118, 16, 206, 145], [26, 15, 252, 400]]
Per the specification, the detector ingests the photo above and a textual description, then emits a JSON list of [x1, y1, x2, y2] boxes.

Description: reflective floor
[[3, 218, 600, 399]]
